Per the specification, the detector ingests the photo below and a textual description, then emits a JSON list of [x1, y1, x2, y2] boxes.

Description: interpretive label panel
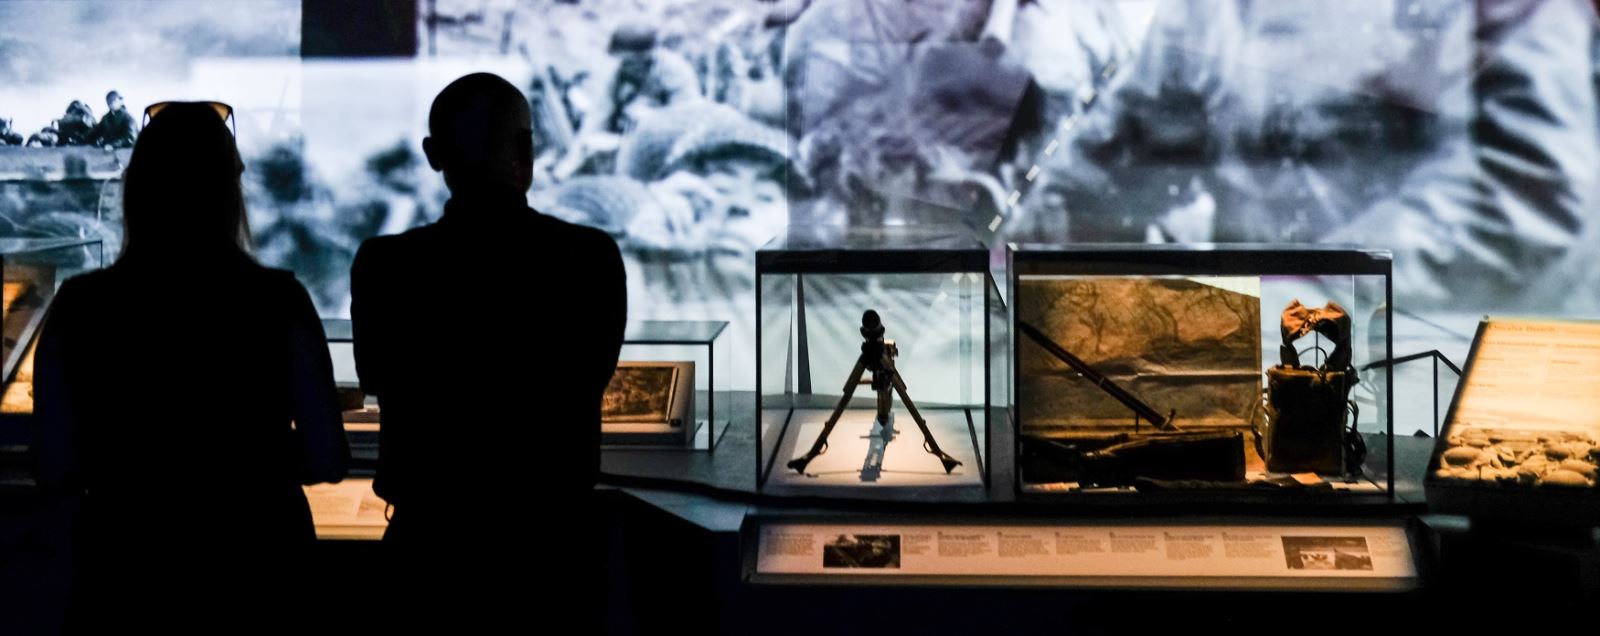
[[755, 522, 1414, 588], [1450, 320, 1600, 434]]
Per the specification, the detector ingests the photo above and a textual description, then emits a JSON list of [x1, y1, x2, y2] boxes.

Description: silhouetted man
[[350, 73, 625, 625]]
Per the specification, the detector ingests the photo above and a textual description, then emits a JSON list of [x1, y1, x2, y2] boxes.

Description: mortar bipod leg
[[787, 358, 869, 474], [890, 371, 961, 474]]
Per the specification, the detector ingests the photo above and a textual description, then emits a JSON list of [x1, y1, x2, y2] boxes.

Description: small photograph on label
[[1281, 536, 1373, 571], [823, 534, 901, 569]]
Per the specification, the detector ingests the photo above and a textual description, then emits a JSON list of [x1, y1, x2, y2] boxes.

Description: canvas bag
[[1261, 300, 1361, 474]]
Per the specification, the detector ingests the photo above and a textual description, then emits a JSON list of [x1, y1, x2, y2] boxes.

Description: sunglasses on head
[[143, 101, 235, 134]]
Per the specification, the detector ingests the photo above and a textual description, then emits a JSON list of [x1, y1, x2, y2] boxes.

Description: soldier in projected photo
[[604, 21, 701, 135], [93, 90, 137, 149], [1022, 0, 1600, 311], [784, 0, 1034, 229], [622, 105, 795, 256], [0, 118, 22, 146], [26, 100, 96, 147]]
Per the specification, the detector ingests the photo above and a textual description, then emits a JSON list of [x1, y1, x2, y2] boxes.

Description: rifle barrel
[[1018, 320, 1174, 430]]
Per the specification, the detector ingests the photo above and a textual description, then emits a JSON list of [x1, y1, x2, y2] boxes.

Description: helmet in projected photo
[[663, 111, 797, 182], [608, 21, 657, 54], [545, 175, 656, 237], [615, 101, 733, 181]]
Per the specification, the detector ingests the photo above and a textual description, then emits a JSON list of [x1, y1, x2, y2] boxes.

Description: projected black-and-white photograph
[[418, 0, 1600, 311], [0, 0, 310, 292], [418, 0, 1600, 396], [4, 0, 1600, 393]]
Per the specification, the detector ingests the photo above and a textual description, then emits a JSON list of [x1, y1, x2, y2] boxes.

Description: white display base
[[754, 520, 1417, 591], [689, 418, 736, 450], [768, 409, 981, 488], [304, 478, 388, 541], [601, 421, 691, 446], [602, 418, 729, 451], [1023, 473, 1386, 494]]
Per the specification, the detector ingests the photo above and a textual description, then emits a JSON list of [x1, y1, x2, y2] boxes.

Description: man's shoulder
[[531, 210, 621, 256], [354, 224, 446, 264], [355, 211, 620, 270]]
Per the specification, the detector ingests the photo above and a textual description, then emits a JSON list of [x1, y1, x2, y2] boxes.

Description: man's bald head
[[423, 73, 535, 195]]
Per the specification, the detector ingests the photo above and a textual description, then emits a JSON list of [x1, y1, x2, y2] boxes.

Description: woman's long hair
[[119, 102, 252, 264]]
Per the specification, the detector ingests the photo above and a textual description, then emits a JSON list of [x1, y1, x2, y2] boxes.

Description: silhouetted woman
[[31, 102, 349, 629]]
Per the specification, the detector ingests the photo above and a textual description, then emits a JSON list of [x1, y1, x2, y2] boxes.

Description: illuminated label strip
[[757, 522, 1414, 580]]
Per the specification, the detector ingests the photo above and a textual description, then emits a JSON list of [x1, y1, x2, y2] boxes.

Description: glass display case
[[757, 226, 993, 490], [1009, 244, 1393, 501], [1, 238, 105, 428], [320, 319, 378, 475], [1, 238, 106, 414], [606, 320, 731, 450], [1426, 318, 1600, 525], [320, 317, 733, 472]]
